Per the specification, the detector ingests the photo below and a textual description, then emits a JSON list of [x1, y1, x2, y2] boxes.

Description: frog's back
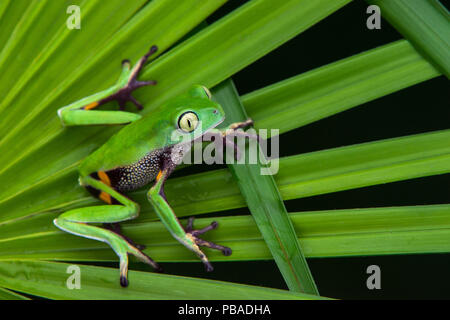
[[78, 110, 175, 195], [79, 109, 172, 175]]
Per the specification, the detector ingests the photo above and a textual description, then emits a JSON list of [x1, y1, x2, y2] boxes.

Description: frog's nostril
[[213, 110, 218, 114]]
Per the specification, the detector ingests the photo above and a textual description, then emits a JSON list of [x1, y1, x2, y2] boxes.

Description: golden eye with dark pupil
[[178, 111, 199, 132]]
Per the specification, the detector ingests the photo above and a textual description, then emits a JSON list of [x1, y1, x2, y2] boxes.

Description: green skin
[[55, 46, 252, 287]]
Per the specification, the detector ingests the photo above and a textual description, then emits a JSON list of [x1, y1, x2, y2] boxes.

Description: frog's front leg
[[204, 118, 260, 160], [58, 46, 158, 126], [148, 166, 231, 272], [53, 175, 161, 287]]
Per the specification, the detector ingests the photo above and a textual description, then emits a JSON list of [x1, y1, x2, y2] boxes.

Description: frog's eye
[[202, 86, 212, 99], [178, 111, 199, 133]]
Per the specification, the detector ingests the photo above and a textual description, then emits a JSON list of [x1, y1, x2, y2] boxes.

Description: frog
[[55, 45, 253, 287]]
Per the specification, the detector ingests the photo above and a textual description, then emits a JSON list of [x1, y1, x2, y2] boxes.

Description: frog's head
[[167, 85, 225, 144]]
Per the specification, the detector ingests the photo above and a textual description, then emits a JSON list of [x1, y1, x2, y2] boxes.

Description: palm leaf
[[0, 260, 325, 300], [367, 0, 450, 77], [2, 204, 449, 262], [212, 79, 318, 294], [0, 0, 448, 299]]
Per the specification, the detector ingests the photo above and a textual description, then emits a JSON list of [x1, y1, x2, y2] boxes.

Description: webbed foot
[[203, 118, 261, 161], [103, 222, 162, 287], [100, 45, 158, 111], [119, 249, 163, 288], [184, 217, 232, 272]]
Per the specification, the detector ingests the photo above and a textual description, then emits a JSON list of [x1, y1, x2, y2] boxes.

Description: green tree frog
[[55, 46, 253, 287]]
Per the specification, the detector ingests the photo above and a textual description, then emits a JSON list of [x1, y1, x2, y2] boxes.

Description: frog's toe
[[115, 80, 156, 111], [204, 261, 214, 272], [222, 247, 232, 256], [184, 217, 232, 257], [128, 95, 144, 110], [195, 237, 232, 256], [185, 217, 218, 235], [229, 118, 254, 130], [135, 243, 146, 251], [131, 246, 161, 271], [120, 275, 129, 288]]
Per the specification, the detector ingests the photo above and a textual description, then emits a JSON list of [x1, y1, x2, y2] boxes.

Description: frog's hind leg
[[91, 45, 158, 111], [111, 45, 158, 111], [53, 175, 161, 287], [127, 45, 158, 88], [104, 222, 146, 251], [57, 46, 158, 126]]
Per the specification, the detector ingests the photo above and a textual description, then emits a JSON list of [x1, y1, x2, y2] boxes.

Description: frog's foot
[[104, 222, 146, 251], [119, 242, 163, 287], [225, 119, 263, 160], [184, 217, 231, 272], [227, 119, 254, 131], [106, 223, 163, 287], [100, 45, 158, 111], [127, 45, 158, 85], [54, 216, 162, 288], [107, 225, 163, 287], [204, 118, 261, 161], [111, 83, 156, 111]]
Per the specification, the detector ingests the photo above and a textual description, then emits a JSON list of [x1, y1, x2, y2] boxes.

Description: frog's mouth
[[198, 111, 225, 136], [210, 113, 226, 129]]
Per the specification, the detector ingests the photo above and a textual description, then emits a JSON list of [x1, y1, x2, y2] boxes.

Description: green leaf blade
[[367, 0, 450, 77], [212, 80, 318, 294], [242, 39, 441, 135], [0, 260, 327, 300], [1, 205, 449, 261]]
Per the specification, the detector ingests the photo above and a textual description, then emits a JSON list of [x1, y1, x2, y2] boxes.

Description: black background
[[136, 0, 450, 300]]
